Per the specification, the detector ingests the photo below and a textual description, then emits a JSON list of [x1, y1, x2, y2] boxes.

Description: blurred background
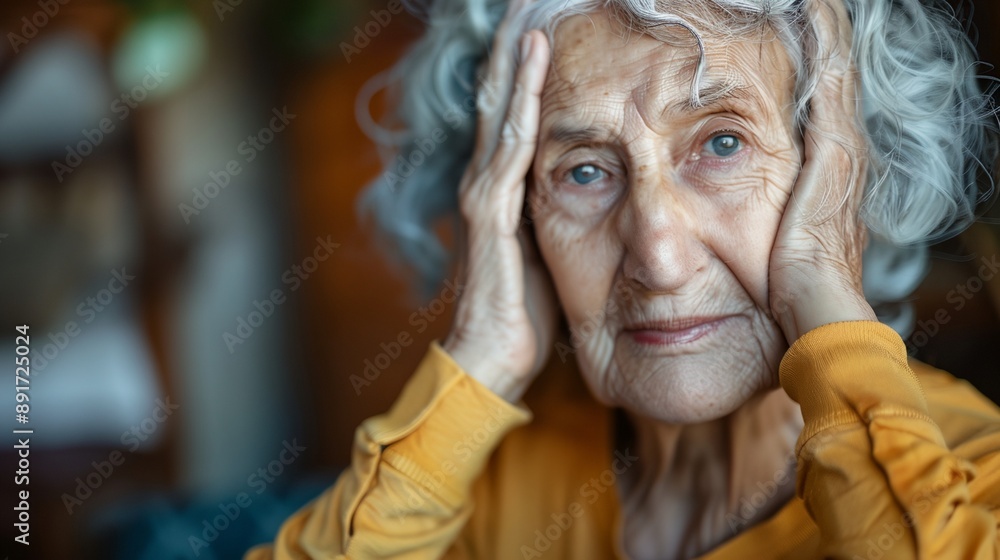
[[0, 0, 998, 558]]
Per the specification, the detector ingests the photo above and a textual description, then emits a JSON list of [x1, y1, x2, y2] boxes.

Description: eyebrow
[[666, 77, 756, 114], [544, 78, 757, 146], [546, 123, 608, 146]]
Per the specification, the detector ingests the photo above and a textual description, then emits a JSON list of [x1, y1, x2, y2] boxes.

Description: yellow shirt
[[245, 321, 1000, 558]]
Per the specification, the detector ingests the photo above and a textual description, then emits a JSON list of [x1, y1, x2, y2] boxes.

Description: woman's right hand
[[442, 22, 558, 403]]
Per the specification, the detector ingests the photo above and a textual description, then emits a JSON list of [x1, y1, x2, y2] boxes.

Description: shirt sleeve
[[244, 341, 532, 559], [779, 321, 1000, 559]]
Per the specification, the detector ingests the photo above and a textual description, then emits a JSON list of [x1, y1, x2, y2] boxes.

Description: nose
[[617, 168, 705, 294]]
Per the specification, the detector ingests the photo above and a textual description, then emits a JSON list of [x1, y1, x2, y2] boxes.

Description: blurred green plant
[[114, 0, 363, 57], [262, 0, 356, 55]]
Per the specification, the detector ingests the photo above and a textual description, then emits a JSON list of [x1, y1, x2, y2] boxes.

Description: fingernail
[[520, 33, 533, 64]]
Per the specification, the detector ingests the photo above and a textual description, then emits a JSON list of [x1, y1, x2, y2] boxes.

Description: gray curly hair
[[355, 0, 997, 336]]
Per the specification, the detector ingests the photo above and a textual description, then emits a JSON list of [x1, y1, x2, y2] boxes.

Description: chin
[[579, 336, 782, 425]]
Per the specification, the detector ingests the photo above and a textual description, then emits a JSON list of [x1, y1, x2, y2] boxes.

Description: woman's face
[[530, 9, 802, 423]]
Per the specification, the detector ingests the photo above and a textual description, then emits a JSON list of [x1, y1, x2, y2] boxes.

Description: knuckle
[[828, 142, 854, 170], [500, 119, 529, 145], [458, 190, 480, 222], [476, 80, 504, 116]]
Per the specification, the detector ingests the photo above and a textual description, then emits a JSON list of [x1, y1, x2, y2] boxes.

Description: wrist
[[442, 334, 532, 402], [775, 285, 876, 344]]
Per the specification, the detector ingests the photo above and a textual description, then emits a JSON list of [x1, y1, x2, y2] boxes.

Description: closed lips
[[623, 316, 735, 345]]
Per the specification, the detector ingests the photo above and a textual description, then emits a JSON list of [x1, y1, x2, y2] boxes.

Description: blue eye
[[707, 134, 741, 157], [570, 164, 604, 185]]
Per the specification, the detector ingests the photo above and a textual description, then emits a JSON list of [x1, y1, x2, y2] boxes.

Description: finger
[[488, 30, 550, 234], [800, 0, 867, 208], [490, 31, 549, 179], [461, 30, 549, 231], [810, 0, 852, 65], [473, 0, 530, 170], [807, 0, 860, 133]]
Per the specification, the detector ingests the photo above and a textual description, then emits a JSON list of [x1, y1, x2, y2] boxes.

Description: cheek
[[703, 160, 796, 306], [530, 191, 620, 325]]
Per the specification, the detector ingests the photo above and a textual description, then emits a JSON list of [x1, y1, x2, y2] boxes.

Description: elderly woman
[[249, 0, 1000, 557]]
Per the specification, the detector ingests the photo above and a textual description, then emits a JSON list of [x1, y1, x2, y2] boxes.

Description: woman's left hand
[[768, 0, 878, 345]]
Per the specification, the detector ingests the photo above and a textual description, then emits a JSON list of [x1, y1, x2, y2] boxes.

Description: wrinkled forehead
[[542, 9, 796, 119]]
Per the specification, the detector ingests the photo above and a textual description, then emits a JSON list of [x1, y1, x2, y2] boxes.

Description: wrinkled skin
[[530, 9, 802, 423], [444, 0, 874, 556]]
